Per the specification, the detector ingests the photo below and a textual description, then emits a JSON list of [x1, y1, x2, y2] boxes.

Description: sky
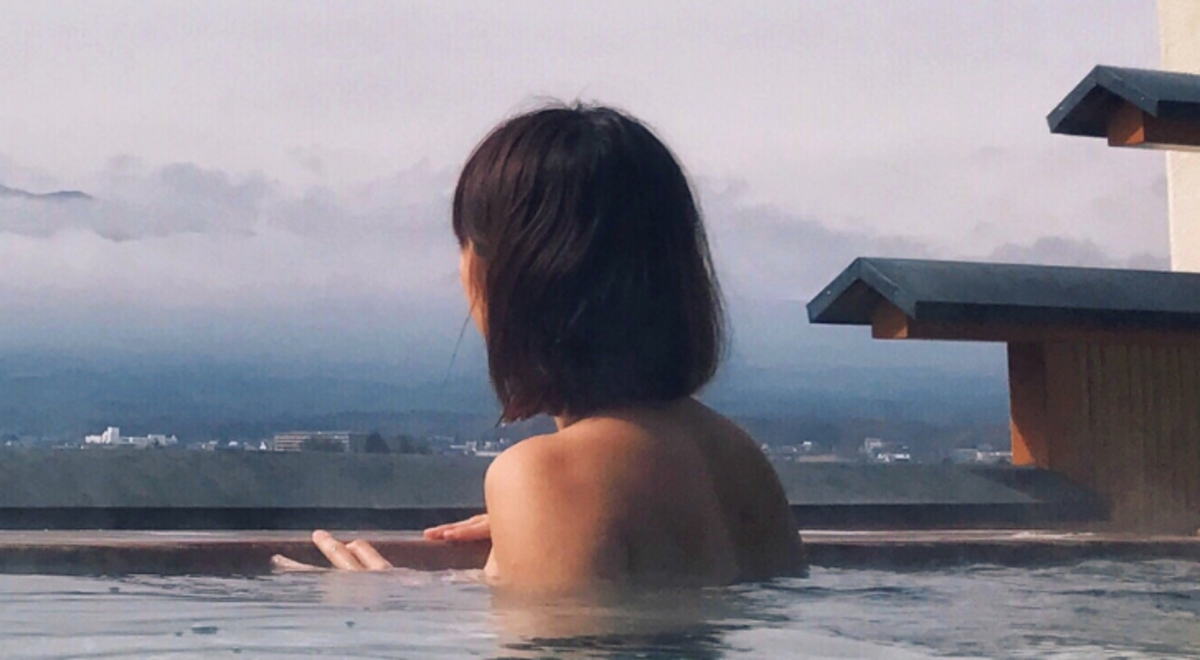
[[0, 1, 1168, 372]]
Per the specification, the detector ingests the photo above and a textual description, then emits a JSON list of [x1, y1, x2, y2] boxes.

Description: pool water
[[2, 560, 1198, 659]]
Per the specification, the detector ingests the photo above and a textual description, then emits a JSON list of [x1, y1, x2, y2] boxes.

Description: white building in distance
[[84, 426, 178, 448], [84, 426, 121, 445]]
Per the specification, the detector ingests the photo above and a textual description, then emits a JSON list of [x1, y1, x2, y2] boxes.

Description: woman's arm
[[484, 440, 623, 592], [277, 437, 620, 586]]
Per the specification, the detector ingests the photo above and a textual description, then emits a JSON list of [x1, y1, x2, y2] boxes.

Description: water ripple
[[0, 561, 1198, 659]]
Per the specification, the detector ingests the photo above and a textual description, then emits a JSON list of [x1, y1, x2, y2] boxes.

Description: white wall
[[1160, 0, 1200, 271]]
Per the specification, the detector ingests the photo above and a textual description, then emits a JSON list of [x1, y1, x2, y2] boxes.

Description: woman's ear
[[460, 245, 486, 334]]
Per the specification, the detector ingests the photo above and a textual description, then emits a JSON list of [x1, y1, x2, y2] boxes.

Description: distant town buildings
[[860, 437, 912, 464], [759, 441, 841, 462], [271, 431, 365, 453], [446, 439, 509, 457], [65, 426, 1013, 466], [948, 447, 1013, 465], [83, 426, 178, 448], [84, 427, 120, 445], [195, 439, 269, 452]]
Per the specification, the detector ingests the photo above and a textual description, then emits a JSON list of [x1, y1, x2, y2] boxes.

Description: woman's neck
[[552, 398, 693, 431], [552, 413, 579, 431]]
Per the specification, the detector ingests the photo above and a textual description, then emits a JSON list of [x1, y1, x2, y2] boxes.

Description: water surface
[[2, 560, 1198, 659]]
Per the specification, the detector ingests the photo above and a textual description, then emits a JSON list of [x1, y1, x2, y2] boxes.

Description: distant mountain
[[0, 183, 91, 202], [0, 348, 1009, 455]]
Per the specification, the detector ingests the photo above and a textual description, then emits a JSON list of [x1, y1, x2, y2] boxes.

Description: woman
[[294, 105, 805, 592]]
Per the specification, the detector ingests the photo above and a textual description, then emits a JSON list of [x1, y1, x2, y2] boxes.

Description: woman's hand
[[272, 519, 491, 571], [423, 513, 490, 542], [270, 530, 394, 571]]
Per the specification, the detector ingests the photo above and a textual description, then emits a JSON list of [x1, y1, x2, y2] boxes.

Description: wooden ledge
[[1, 530, 1198, 575], [0, 531, 490, 576]]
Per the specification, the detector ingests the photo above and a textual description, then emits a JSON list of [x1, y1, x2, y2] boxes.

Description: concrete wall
[[1160, 0, 1200, 271], [0, 450, 1103, 529]]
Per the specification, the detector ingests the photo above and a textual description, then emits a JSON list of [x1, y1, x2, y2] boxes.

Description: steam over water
[[2, 560, 1198, 659]]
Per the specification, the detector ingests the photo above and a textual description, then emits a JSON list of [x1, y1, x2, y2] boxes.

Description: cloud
[[0, 153, 1170, 308], [1, 156, 933, 309], [986, 236, 1169, 270], [0, 158, 462, 322], [0, 149, 1172, 367], [0, 161, 271, 241], [700, 180, 933, 300], [775, 142, 1170, 266], [0, 156, 926, 365]]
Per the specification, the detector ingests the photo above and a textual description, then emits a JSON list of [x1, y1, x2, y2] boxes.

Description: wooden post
[[1106, 102, 1200, 150], [864, 300, 1200, 530], [1007, 342, 1050, 467], [1006, 338, 1200, 531]]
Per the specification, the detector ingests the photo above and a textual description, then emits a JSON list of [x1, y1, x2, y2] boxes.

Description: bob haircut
[[452, 104, 725, 422]]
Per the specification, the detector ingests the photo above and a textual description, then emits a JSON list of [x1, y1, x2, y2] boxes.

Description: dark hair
[[453, 104, 724, 422]]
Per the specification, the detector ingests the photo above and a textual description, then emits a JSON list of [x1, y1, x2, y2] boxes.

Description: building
[[948, 448, 1014, 466], [272, 431, 365, 453], [84, 427, 121, 445], [1161, 0, 1200, 271], [858, 438, 911, 464], [445, 439, 508, 457], [131, 434, 178, 448], [808, 257, 1200, 531], [84, 427, 178, 448]]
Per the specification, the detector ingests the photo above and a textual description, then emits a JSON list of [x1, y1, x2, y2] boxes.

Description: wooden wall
[[1009, 341, 1200, 532]]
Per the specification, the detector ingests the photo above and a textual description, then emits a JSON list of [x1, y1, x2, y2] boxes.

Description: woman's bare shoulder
[[485, 433, 561, 490], [681, 400, 763, 451], [485, 421, 660, 520], [484, 429, 609, 493]]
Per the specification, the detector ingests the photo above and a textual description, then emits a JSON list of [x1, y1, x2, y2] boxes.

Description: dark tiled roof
[[1048, 65, 1200, 137], [806, 258, 1200, 330]]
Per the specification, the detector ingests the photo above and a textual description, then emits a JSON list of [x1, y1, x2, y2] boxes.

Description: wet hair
[[452, 104, 724, 422]]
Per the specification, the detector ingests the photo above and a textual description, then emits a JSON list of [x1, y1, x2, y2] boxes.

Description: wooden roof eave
[[869, 301, 1200, 347], [809, 258, 1200, 347], [1048, 65, 1200, 150]]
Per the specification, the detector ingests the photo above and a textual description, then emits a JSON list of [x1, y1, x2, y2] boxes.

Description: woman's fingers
[[423, 520, 463, 539], [424, 514, 490, 541], [279, 532, 393, 571], [424, 514, 485, 537], [346, 540, 394, 570], [444, 518, 489, 541], [312, 530, 366, 570], [270, 554, 324, 571], [429, 513, 486, 533]]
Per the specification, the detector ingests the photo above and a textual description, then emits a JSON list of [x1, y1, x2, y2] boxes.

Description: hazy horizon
[[0, 1, 1166, 379]]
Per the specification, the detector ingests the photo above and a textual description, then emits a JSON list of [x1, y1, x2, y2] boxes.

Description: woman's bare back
[[482, 398, 804, 591]]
